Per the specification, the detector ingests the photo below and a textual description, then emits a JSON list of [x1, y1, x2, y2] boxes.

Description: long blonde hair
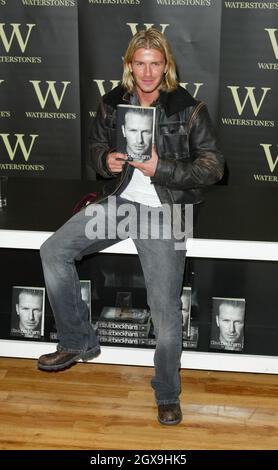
[[122, 28, 178, 93]]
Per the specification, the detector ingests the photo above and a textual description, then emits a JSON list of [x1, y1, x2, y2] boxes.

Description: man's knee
[[40, 235, 59, 262]]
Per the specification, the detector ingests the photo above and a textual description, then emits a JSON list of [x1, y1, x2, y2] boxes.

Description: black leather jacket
[[89, 85, 224, 205]]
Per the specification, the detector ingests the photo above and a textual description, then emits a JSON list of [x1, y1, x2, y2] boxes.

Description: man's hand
[[106, 152, 127, 173], [128, 146, 158, 177]]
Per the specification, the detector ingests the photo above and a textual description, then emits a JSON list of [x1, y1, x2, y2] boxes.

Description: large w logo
[[0, 23, 35, 53], [29, 81, 71, 109], [180, 82, 204, 99], [0, 134, 38, 161], [227, 86, 271, 117], [93, 79, 120, 97], [260, 144, 278, 173], [265, 28, 278, 60]]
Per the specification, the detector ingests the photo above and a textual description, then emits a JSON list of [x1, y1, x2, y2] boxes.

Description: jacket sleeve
[[151, 103, 224, 190], [88, 100, 118, 179]]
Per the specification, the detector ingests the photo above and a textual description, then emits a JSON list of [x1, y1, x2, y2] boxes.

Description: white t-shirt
[[120, 168, 162, 207]]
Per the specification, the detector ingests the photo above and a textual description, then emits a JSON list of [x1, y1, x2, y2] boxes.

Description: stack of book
[[96, 306, 152, 346]]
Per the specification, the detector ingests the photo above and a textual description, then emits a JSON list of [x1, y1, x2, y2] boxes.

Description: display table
[[1, 178, 278, 373]]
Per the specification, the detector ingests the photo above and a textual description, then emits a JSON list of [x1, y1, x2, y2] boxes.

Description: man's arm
[[150, 103, 224, 189]]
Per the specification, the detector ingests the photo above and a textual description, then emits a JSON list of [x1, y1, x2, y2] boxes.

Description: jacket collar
[[102, 84, 197, 117]]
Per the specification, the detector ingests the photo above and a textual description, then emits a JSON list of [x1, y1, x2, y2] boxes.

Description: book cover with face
[[210, 297, 246, 352], [116, 104, 155, 163], [11, 286, 45, 339]]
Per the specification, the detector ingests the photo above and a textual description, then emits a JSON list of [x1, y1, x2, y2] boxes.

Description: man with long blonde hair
[[38, 28, 224, 426]]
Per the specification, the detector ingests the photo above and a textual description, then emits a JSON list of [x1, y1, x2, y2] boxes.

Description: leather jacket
[[89, 84, 224, 206]]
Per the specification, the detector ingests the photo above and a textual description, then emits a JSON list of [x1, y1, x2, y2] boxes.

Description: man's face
[[122, 112, 153, 158], [16, 292, 42, 333], [216, 304, 244, 345], [129, 48, 167, 96]]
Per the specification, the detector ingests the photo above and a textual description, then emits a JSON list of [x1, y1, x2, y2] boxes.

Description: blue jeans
[[40, 196, 186, 405]]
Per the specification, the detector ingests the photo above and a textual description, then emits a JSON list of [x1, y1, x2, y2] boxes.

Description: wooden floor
[[0, 357, 278, 450]]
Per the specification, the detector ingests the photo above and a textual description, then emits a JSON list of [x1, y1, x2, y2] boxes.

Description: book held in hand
[[116, 104, 156, 162]]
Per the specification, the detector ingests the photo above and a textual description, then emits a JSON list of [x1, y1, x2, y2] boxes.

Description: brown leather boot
[[157, 403, 182, 425], [37, 347, 100, 372]]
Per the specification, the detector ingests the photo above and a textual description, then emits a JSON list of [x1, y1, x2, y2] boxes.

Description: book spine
[[96, 320, 150, 331], [182, 340, 198, 349], [99, 335, 156, 346], [97, 328, 149, 338]]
